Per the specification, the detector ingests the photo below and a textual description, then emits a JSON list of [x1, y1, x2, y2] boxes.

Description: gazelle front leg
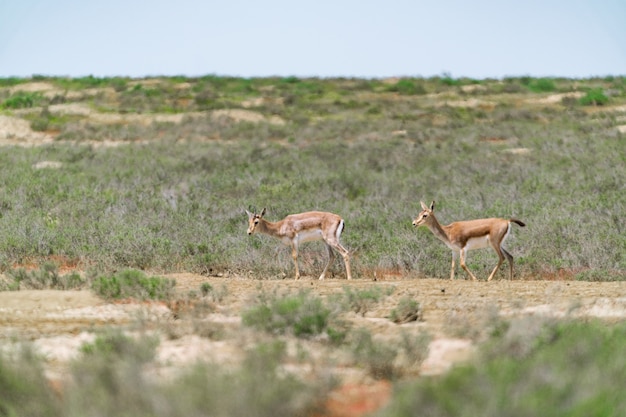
[[291, 242, 301, 280], [459, 248, 478, 281], [450, 252, 457, 280]]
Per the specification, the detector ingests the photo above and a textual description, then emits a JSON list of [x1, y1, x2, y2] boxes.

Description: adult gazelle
[[246, 208, 352, 280], [412, 201, 525, 281]]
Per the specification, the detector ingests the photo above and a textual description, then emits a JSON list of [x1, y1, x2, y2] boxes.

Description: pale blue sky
[[1, 0, 624, 79]]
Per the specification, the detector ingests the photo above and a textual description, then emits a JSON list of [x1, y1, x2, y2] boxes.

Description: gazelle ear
[[420, 201, 429, 211], [260, 207, 266, 217], [245, 209, 253, 217], [430, 201, 435, 211]]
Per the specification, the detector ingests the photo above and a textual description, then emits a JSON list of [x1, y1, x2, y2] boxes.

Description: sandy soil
[[1, 273, 625, 417], [0, 273, 626, 373]]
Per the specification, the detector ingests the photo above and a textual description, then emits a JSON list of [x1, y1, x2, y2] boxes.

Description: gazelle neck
[[257, 218, 281, 237], [426, 214, 452, 245]]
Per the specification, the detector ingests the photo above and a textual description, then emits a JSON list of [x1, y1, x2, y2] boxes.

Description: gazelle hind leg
[[328, 221, 352, 280], [319, 244, 335, 280], [328, 240, 351, 280], [487, 245, 506, 281], [502, 247, 514, 280]]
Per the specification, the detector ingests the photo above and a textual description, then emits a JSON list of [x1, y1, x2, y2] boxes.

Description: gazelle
[[246, 208, 352, 280], [412, 201, 525, 281]]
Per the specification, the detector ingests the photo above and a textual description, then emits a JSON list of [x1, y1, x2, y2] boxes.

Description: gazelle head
[[246, 207, 266, 235], [412, 201, 435, 228]]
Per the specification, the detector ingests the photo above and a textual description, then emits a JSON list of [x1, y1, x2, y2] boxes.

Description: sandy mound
[[0, 115, 53, 145]]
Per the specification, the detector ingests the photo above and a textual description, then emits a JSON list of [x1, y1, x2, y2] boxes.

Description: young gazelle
[[246, 208, 352, 280], [412, 201, 525, 281]]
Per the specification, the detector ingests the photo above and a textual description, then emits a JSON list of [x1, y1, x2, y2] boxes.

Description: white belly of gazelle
[[465, 235, 491, 250], [296, 229, 324, 244]]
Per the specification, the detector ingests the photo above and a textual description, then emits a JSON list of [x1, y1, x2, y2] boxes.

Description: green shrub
[[0, 77, 24, 88], [377, 320, 626, 417], [439, 74, 461, 86], [200, 282, 212, 296], [90, 269, 176, 300], [387, 79, 427, 95], [158, 341, 334, 417], [30, 116, 50, 132], [341, 285, 392, 316], [350, 327, 401, 379], [80, 329, 158, 363], [389, 296, 423, 323], [69, 330, 159, 417], [1, 91, 44, 109], [574, 269, 625, 281], [579, 88, 609, 105], [6, 263, 84, 290], [0, 345, 62, 417], [242, 289, 331, 337], [528, 78, 556, 92], [348, 327, 431, 380]]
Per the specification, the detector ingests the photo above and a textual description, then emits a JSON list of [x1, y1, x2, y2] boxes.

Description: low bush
[[242, 288, 331, 337], [1, 91, 44, 109], [1, 331, 333, 417], [579, 88, 609, 105], [350, 327, 399, 379], [340, 285, 393, 316], [574, 269, 625, 281], [6, 263, 84, 290], [90, 269, 176, 301], [348, 327, 430, 380], [389, 296, 423, 323], [387, 79, 427, 95], [0, 345, 62, 417], [157, 341, 334, 417], [377, 320, 626, 417], [68, 330, 161, 417], [527, 77, 556, 92]]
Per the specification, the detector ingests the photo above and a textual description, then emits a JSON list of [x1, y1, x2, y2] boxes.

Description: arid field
[[0, 75, 624, 416]]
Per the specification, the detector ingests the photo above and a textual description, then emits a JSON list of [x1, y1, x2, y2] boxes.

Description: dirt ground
[[1, 273, 625, 416]]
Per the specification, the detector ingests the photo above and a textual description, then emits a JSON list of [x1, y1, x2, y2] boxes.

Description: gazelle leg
[[487, 245, 505, 281], [459, 248, 478, 281], [340, 244, 352, 280], [291, 243, 300, 280], [502, 247, 514, 280], [319, 244, 335, 280], [328, 241, 352, 280], [450, 252, 457, 280]]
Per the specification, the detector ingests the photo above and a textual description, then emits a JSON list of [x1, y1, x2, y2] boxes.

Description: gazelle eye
[[422, 214, 428, 218]]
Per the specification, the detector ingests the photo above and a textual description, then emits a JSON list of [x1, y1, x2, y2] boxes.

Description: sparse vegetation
[[1, 91, 44, 109], [0, 74, 623, 278], [390, 296, 423, 323], [0, 74, 624, 416], [0, 75, 623, 280], [527, 77, 556, 92], [377, 320, 626, 417], [5, 262, 84, 290], [340, 285, 393, 316], [579, 87, 609, 105], [90, 269, 176, 300], [242, 288, 332, 337]]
